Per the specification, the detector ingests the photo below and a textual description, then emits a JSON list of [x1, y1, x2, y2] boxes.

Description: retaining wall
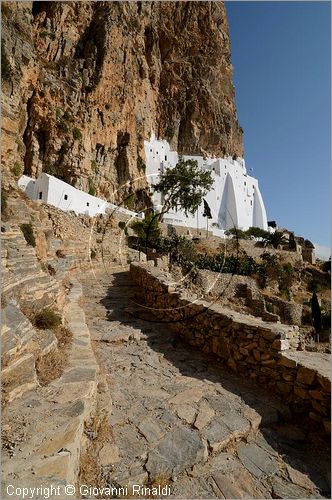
[[130, 262, 331, 433]]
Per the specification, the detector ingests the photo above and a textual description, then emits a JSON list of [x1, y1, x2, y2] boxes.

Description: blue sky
[[225, 1, 330, 257]]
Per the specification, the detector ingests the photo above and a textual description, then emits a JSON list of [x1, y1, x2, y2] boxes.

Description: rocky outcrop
[[1, 1, 242, 206]]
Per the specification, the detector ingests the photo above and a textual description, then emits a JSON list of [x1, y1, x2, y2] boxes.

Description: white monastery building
[[18, 172, 140, 218], [144, 132, 268, 235]]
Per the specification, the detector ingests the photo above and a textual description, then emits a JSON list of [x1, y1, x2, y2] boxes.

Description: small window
[[244, 181, 246, 186], [250, 200, 253, 205], [165, 155, 167, 161], [86, 202, 89, 207], [150, 149, 152, 152], [38, 192, 42, 200], [64, 194, 68, 200]]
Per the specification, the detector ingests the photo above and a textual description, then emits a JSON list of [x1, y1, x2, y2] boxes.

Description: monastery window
[[86, 202, 90, 207], [38, 192, 42, 200], [150, 149, 152, 152], [250, 201, 253, 205], [244, 181, 246, 186], [64, 194, 68, 200], [165, 155, 167, 161]]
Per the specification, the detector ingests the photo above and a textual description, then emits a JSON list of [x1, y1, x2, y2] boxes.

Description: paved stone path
[[81, 267, 330, 499]]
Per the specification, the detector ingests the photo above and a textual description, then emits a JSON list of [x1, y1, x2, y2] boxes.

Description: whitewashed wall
[[18, 173, 142, 219]]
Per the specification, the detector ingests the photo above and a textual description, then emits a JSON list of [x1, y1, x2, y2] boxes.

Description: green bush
[[12, 162, 22, 177], [1, 189, 8, 213], [34, 308, 61, 329], [44, 163, 57, 176], [308, 279, 323, 293], [266, 302, 273, 313], [165, 126, 175, 139], [118, 221, 128, 236], [72, 127, 82, 140], [88, 178, 96, 196], [137, 155, 146, 173], [91, 160, 97, 172], [321, 258, 331, 273], [246, 227, 269, 239], [62, 110, 73, 121], [225, 227, 249, 240], [20, 223, 36, 247], [1, 39, 12, 81], [124, 193, 135, 209]]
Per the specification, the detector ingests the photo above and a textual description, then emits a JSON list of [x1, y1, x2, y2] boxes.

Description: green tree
[[262, 231, 288, 249], [130, 212, 161, 248], [311, 291, 322, 340], [153, 157, 213, 217]]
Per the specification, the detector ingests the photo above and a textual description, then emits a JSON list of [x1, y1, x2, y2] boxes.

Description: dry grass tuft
[[35, 326, 72, 386], [79, 407, 113, 498]]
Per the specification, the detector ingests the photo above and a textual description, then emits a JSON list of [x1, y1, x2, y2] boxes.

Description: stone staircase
[[2, 279, 99, 498]]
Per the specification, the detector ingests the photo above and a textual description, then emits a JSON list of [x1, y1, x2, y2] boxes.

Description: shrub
[[72, 127, 82, 140], [280, 288, 291, 301], [321, 258, 331, 273], [1, 39, 12, 82], [118, 221, 128, 236], [44, 163, 57, 176], [308, 279, 323, 293], [124, 193, 135, 209], [1, 189, 8, 213], [12, 162, 22, 177], [137, 155, 146, 173], [90, 249, 97, 259], [246, 227, 269, 240], [311, 292, 322, 335], [62, 110, 73, 121], [165, 125, 175, 139], [225, 227, 249, 240], [88, 178, 96, 196], [266, 302, 273, 313], [58, 120, 69, 133], [91, 160, 97, 172], [34, 308, 61, 329], [20, 223, 36, 247], [105, 103, 111, 110]]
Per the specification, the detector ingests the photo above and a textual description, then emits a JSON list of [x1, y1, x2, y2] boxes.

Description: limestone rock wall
[[1, 1, 242, 206], [130, 261, 331, 433]]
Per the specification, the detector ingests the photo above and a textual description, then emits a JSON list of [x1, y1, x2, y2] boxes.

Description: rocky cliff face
[[1, 1, 243, 206]]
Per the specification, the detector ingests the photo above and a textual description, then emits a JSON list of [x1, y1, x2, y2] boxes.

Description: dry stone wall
[[130, 261, 331, 434]]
